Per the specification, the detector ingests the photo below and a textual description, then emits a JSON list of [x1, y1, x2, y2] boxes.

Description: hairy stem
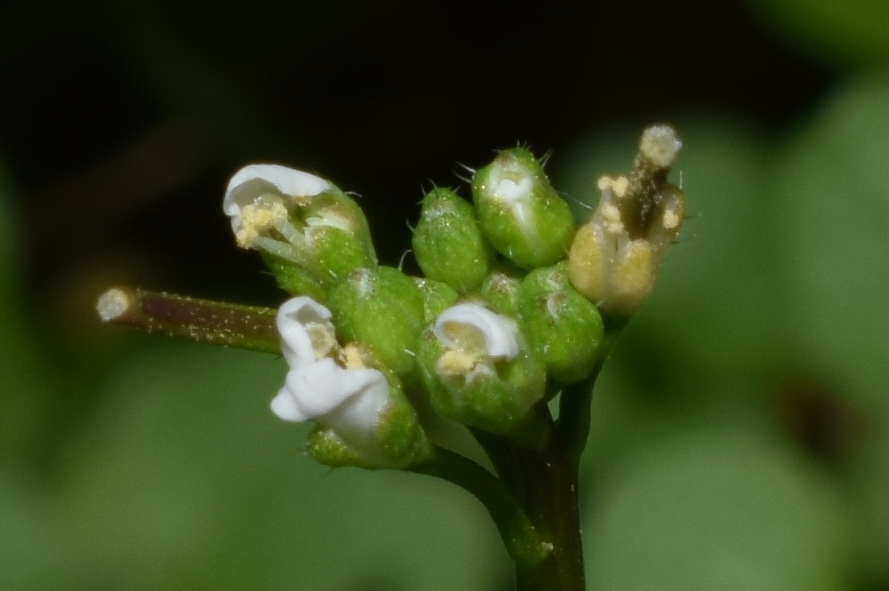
[[96, 286, 280, 353]]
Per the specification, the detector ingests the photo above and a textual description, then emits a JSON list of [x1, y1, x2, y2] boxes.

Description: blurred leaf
[[57, 343, 505, 590], [585, 422, 849, 591], [776, 70, 889, 580], [0, 161, 54, 461], [744, 0, 889, 67], [778, 70, 889, 402]]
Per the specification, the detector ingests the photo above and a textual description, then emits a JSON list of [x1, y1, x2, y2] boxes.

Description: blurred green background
[[2, 0, 888, 589]]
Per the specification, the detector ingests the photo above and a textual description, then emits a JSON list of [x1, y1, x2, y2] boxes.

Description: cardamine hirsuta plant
[[97, 124, 685, 591]]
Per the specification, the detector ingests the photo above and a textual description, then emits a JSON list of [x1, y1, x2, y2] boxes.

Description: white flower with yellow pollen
[[270, 296, 426, 468], [223, 164, 377, 299], [417, 302, 546, 436]]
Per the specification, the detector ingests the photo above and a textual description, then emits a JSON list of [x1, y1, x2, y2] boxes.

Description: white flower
[[271, 358, 390, 432], [434, 303, 520, 359], [432, 303, 521, 383], [270, 296, 392, 444], [222, 164, 331, 263], [275, 296, 336, 369], [224, 164, 331, 233]]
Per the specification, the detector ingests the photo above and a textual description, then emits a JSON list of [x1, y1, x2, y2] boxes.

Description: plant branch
[[96, 286, 280, 353]]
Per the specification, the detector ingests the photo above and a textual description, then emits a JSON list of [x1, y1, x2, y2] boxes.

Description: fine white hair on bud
[[434, 303, 520, 359], [275, 296, 337, 369]]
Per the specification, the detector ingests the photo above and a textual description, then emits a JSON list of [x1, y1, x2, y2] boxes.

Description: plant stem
[[511, 426, 586, 591], [96, 286, 280, 353], [411, 446, 551, 568]]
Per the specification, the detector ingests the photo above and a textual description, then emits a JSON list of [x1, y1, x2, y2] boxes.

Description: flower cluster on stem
[[97, 125, 686, 591]]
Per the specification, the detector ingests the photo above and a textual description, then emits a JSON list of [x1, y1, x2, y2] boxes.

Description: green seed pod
[[412, 187, 493, 293], [519, 262, 604, 384], [415, 303, 546, 436], [472, 148, 575, 268], [326, 266, 425, 377]]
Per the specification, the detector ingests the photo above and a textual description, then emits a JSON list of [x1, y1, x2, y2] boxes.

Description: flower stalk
[[96, 286, 278, 353]]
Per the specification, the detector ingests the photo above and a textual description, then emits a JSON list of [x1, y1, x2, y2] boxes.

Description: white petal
[[434, 303, 519, 359], [276, 296, 332, 368], [223, 164, 332, 231], [271, 359, 390, 439], [270, 388, 306, 422]]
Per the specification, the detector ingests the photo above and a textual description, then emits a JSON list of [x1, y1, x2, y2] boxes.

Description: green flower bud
[[479, 268, 523, 316], [518, 262, 604, 384], [472, 148, 575, 268], [326, 266, 425, 377], [568, 125, 685, 317], [414, 277, 460, 324], [416, 303, 546, 436], [412, 187, 493, 293], [224, 164, 377, 299]]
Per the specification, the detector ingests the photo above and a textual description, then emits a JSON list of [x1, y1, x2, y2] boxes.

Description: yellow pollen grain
[[342, 343, 367, 369], [611, 176, 629, 198], [437, 350, 477, 377]]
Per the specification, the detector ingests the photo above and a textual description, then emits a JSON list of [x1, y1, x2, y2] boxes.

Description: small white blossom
[[222, 164, 331, 264], [434, 303, 520, 359], [271, 358, 390, 432], [275, 296, 336, 369], [224, 164, 330, 233], [270, 296, 392, 444], [432, 303, 522, 384]]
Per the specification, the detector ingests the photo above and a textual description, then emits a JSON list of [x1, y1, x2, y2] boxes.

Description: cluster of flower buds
[[221, 125, 685, 468]]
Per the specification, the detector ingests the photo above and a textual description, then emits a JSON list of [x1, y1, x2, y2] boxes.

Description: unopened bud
[[472, 148, 575, 268], [518, 263, 604, 384], [326, 266, 425, 377], [412, 187, 493, 293]]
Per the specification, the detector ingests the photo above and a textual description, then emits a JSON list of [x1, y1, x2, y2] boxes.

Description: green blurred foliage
[[744, 0, 889, 67], [2, 0, 889, 589], [553, 69, 889, 590]]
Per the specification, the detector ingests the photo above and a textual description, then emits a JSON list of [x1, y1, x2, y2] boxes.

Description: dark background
[[3, 0, 828, 301]]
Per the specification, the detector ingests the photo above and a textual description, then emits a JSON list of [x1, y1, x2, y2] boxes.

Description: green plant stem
[[470, 324, 626, 590], [511, 430, 586, 591], [96, 286, 280, 353], [411, 445, 551, 568], [468, 410, 583, 590], [558, 324, 625, 468]]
